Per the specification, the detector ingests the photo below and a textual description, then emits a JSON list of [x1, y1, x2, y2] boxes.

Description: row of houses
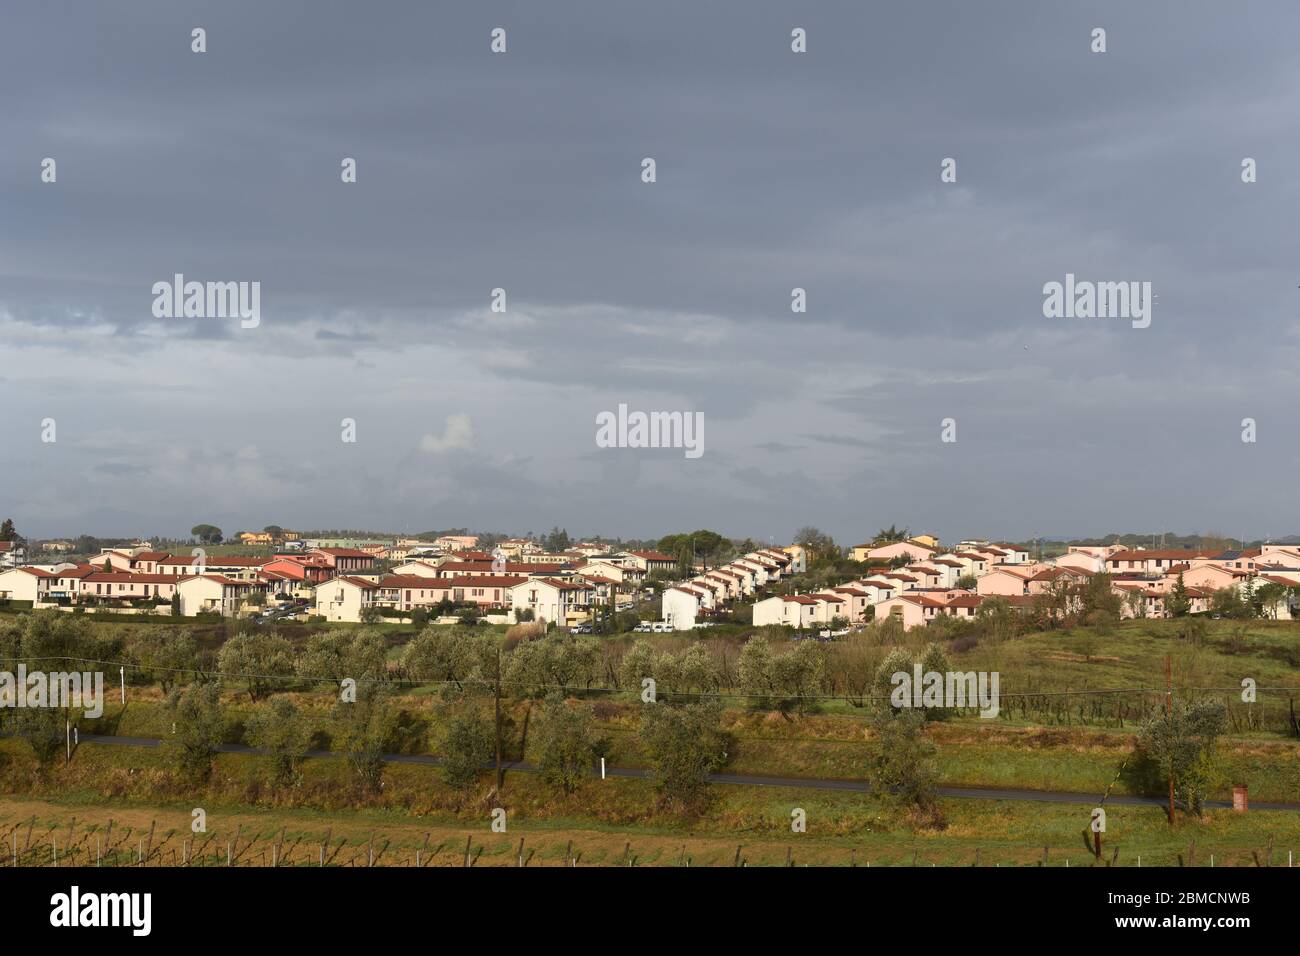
[[751, 540, 1300, 632], [0, 544, 380, 616], [752, 541, 1029, 629], [660, 546, 808, 628]]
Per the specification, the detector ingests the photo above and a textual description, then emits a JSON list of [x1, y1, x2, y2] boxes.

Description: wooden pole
[[1166, 655, 1175, 824], [495, 649, 504, 793]]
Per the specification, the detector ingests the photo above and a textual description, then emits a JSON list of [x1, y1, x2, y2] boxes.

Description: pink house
[[976, 567, 1032, 596], [863, 541, 938, 564]]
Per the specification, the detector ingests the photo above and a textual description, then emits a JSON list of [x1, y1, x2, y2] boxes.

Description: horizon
[[4, 2, 1298, 545]]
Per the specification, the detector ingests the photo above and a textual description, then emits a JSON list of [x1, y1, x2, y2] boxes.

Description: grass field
[[3, 616, 1297, 866]]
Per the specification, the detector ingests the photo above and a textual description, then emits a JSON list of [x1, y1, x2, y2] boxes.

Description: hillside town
[[1, 527, 1296, 629]]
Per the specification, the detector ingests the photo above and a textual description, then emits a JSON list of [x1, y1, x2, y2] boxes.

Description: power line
[[4, 656, 1297, 704]]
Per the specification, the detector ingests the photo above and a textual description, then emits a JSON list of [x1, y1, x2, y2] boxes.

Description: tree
[[162, 682, 225, 783], [1136, 698, 1228, 817], [1254, 580, 1288, 620], [1166, 572, 1191, 618], [332, 689, 398, 794], [794, 527, 841, 567], [0, 518, 18, 542], [954, 574, 978, 591], [737, 635, 777, 699], [1209, 587, 1250, 620], [866, 710, 942, 828], [247, 697, 310, 788], [657, 530, 727, 570], [874, 647, 915, 702], [505, 633, 600, 697], [190, 524, 223, 544], [618, 639, 659, 691], [15, 706, 65, 771], [542, 527, 571, 552], [874, 525, 909, 543], [216, 633, 295, 701], [535, 695, 597, 795], [439, 709, 494, 791], [263, 525, 284, 538], [638, 700, 729, 812], [1079, 572, 1122, 630], [132, 628, 198, 694], [400, 626, 494, 689], [770, 640, 825, 705]]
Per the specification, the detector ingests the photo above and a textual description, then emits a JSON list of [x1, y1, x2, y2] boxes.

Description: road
[[76, 733, 1300, 811]]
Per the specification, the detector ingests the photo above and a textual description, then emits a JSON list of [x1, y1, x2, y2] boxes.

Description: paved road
[[77, 733, 1300, 812]]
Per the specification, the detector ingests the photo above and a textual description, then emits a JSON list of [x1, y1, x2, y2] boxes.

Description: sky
[[2, 1, 1299, 545]]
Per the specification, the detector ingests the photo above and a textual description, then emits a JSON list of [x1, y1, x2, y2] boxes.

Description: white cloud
[[419, 414, 475, 453]]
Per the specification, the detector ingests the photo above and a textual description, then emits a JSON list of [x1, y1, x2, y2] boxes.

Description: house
[[0, 567, 56, 603], [237, 531, 274, 546], [1055, 550, 1105, 573], [875, 593, 948, 630], [624, 550, 678, 575], [156, 554, 269, 579], [1256, 575, 1299, 619], [1114, 584, 1166, 619], [976, 567, 1032, 596], [577, 560, 638, 584], [79, 572, 180, 604], [1027, 566, 1091, 594], [829, 586, 872, 622], [663, 586, 708, 629], [314, 576, 379, 622], [809, 592, 849, 623], [1179, 564, 1249, 593], [264, 555, 334, 585], [854, 580, 897, 605], [0, 541, 27, 568], [440, 575, 528, 610], [308, 548, 376, 574], [1105, 550, 1212, 575], [952, 552, 991, 576], [178, 575, 261, 617], [508, 578, 594, 626], [903, 565, 945, 589], [433, 534, 479, 552], [858, 541, 938, 564], [752, 594, 819, 629]]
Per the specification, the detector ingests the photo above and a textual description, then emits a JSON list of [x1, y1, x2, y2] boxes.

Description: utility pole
[[494, 648, 504, 794], [1166, 654, 1174, 825]]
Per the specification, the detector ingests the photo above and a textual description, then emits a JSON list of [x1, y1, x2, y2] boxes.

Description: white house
[[752, 594, 819, 628], [662, 587, 706, 630], [0, 567, 55, 603], [314, 576, 379, 622], [177, 575, 259, 617], [509, 578, 594, 626]]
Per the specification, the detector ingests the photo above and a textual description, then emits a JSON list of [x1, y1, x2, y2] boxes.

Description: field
[[2, 614, 1298, 866]]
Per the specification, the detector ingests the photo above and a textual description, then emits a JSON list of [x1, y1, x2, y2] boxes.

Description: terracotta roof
[[443, 575, 530, 588], [630, 550, 676, 562], [82, 572, 176, 584], [1108, 549, 1210, 562], [159, 555, 267, 567]]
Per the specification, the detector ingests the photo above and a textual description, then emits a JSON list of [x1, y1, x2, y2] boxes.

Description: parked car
[[633, 622, 653, 632]]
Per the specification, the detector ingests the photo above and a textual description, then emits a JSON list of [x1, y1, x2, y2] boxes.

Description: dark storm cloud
[[1, 1, 1297, 541]]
